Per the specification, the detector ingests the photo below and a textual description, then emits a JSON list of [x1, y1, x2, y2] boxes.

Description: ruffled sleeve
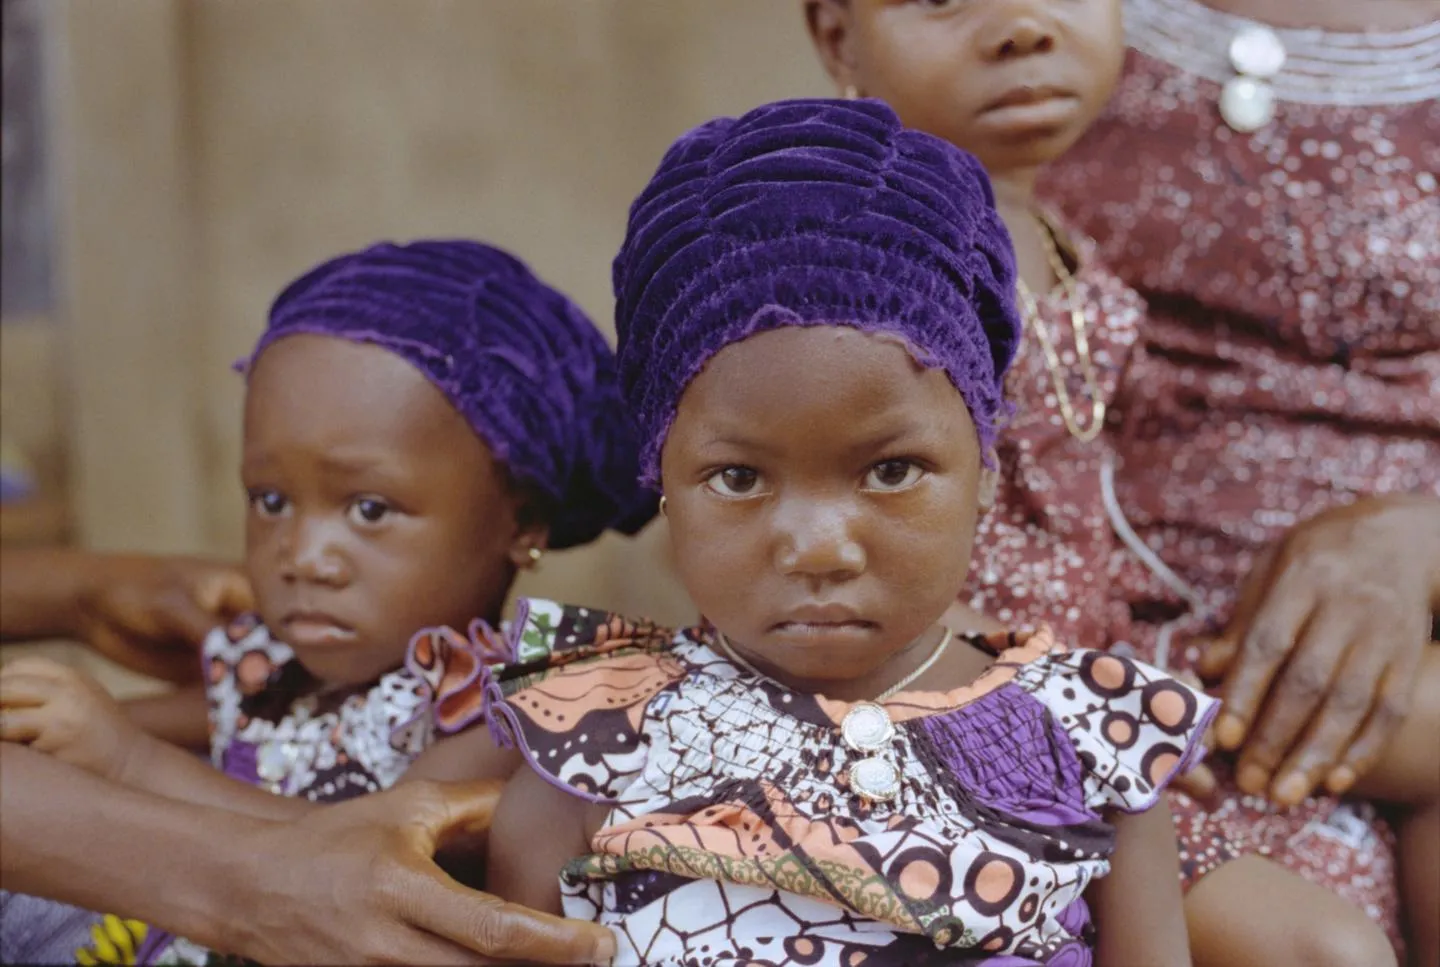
[[480, 598, 684, 802], [1022, 646, 1220, 814]]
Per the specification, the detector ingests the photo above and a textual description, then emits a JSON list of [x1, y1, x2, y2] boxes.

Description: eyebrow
[[693, 420, 941, 460]]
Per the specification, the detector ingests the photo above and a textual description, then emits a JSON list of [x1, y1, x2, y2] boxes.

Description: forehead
[[243, 334, 485, 463], [672, 326, 973, 443]]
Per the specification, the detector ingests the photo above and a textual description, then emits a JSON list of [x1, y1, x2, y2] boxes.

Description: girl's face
[[805, 0, 1125, 173], [660, 327, 985, 698], [242, 335, 545, 689]]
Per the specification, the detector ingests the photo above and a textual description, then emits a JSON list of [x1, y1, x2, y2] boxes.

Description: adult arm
[[0, 548, 251, 682], [1194, 494, 1440, 804], [0, 743, 616, 965], [1087, 802, 1191, 967], [122, 684, 211, 749], [109, 712, 524, 822]]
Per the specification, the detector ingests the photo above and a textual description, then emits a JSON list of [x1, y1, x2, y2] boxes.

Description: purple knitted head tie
[[612, 98, 1022, 486], [243, 239, 655, 549]]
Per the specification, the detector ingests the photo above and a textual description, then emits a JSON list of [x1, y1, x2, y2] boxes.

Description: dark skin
[[805, 1, 1440, 964], [0, 547, 249, 748], [804, 0, 1124, 294], [0, 334, 615, 965], [488, 327, 1191, 967]]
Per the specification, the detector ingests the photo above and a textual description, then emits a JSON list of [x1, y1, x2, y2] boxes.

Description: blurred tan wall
[[51, 0, 830, 626]]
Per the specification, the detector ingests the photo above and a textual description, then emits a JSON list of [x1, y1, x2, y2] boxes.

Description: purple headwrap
[[613, 98, 1022, 485], [247, 239, 655, 549]]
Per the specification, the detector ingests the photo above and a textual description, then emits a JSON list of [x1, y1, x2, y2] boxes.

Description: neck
[[990, 168, 1039, 224], [720, 624, 950, 703]]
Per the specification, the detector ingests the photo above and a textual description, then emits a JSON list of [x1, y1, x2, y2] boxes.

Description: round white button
[[1219, 76, 1276, 133], [849, 756, 901, 802], [841, 703, 895, 753], [1229, 25, 1286, 79]]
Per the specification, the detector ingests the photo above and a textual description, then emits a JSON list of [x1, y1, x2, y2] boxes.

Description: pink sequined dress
[[1026, 0, 1439, 945]]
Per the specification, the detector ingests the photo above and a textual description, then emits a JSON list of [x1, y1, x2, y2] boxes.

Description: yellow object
[[75, 914, 148, 965]]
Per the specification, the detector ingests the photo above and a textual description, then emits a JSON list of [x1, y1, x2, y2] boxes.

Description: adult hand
[[73, 554, 253, 682], [224, 779, 617, 965], [1193, 495, 1440, 806], [0, 656, 145, 781]]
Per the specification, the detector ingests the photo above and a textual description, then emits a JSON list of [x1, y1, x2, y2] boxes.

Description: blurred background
[[1, 0, 834, 691]]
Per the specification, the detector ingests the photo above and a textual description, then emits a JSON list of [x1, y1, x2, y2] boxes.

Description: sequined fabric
[[1036, 3, 1440, 946]]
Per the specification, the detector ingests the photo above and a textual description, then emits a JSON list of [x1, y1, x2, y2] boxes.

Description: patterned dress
[[1028, 0, 1439, 944], [75, 615, 487, 966], [479, 598, 1217, 967]]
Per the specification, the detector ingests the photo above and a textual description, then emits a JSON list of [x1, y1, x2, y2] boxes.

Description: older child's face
[[806, 0, 1124, 172], [242, 335, 540, 688], [661, 327, 982, 697]]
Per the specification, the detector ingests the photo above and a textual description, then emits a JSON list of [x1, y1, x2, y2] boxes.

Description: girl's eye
[[349, 497, 392, 525], [864, 459, 924, 492], [249, 490, 289, 518], [704, 467, 763, 498]]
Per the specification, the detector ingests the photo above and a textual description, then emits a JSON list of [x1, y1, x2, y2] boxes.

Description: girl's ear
[[978, 454, 1000, 512], [507, 494, 552, 570], [803, 0, 863, 95]]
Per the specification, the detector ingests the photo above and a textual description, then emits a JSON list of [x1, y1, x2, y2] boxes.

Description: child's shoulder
[[1011, 632, 1221, 813], [474, 597, 694, 802]]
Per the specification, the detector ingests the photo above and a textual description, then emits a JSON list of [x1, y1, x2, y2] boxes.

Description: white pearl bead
[[1228, 25, 1287, 79], [1219, 76, 1276, 133]]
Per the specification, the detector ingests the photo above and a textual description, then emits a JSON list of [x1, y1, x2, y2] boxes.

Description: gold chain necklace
[[1015, 214, 1106, 443], [713, 628, 953, 804]]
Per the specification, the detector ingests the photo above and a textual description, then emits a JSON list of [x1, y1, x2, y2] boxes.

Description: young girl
[[474, 99, 1214, 966], [0, 239, 652, 965], [801, 5, 1437, 965], [803, 0, 1139, 654]]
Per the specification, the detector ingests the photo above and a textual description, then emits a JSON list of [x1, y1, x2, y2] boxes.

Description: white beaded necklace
[[1124, 0, 1440, 121], [713, 627, 954, 804]]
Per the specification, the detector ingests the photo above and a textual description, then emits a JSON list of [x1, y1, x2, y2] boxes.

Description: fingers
[[1170, 762, 1218, 804], [397, 871, 616, 966], [1327, 654, 1420, 796], [1194, 636, 1237, 683], [185, 565, 255, 630], [86, 623, 200, 683], [194, 567, 255, 618], [1232, 611, 1355, 797], [0, 655, 75, 682], [153, 587, 226, 649], [0, 706, 46, 742], [1214, 576, 1315, 751], [1265, 624, 1391, 805]]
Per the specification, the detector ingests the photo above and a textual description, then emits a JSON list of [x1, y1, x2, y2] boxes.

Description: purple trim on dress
[[1112, 696, 1221, 816], [135, 927, 173, 965], [476, 599, 614, 804]]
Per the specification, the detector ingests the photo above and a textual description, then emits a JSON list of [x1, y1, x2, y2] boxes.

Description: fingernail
[[1326, 766, 1356, 795], [1215, 714, 1245, 750], [1236, 764, 1269, 795], [591, 930, 618, 965], [1274, 773, 1308, 805]]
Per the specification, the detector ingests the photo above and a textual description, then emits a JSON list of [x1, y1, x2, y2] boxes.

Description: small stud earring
[[526, 547, 543, 569], [658, 496, 668, 517], [843, 85, 860, 100]]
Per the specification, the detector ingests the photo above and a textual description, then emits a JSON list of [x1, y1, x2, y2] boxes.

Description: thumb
[[401, 779, 504, 856]]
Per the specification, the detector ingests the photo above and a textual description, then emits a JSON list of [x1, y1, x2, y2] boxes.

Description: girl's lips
[[282, 615, 356, 648]]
